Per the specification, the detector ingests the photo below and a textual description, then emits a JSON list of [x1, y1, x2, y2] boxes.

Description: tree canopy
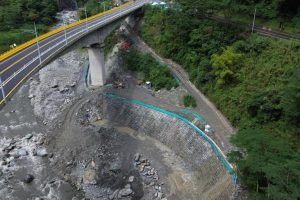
[[0, 0, 57, 31], [141, 4, 300, 199], [175, 0, 300, 19]]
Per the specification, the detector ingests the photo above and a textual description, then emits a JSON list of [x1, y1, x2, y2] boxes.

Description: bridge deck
[[0, 0, 148, 106]]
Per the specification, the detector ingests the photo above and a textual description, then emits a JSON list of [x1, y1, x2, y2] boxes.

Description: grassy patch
[[183, 95, 197, 108], [123, 48, 178, 91], [104, 31, 119, 56]]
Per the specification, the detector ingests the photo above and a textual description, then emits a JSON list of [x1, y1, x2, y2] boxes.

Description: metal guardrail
[[0, 2, 132, 62], [0, 1, 146, 107]]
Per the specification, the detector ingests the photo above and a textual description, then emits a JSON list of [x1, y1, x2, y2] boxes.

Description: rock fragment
[[16, 149, 28, 157], [134, 153, 140, 162], [36, 148, 48, 157], [70, 82, 76, 87], [23, 174, 34, 183], [109, 189, 119, 200], [128, 176, 134, 182], [83, 169, 97, 185], [157, 192, 164, 198], [24, 133, 33, 140], [118, 188, 133, 198]]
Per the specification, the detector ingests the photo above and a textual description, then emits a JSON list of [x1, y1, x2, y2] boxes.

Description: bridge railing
[[0, 1, 132, 62]]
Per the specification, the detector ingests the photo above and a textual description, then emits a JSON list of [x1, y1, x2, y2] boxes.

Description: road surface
[[0, 0, 148, 107]]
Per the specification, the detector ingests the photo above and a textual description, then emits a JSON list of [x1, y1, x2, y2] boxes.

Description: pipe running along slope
[[103, 92, 238, 183]]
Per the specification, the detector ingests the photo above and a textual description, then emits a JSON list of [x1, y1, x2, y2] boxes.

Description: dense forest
[[140, 1, 300, 199], [77, 0, 115, 19], [177, 0, 300, 19], [177, 0, 300, 32]]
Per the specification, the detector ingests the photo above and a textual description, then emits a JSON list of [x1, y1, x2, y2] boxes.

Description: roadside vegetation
[[141, 3, 300, 199], [123, 48, 178, 91], [183, 95, 197, 108], [176, 0, 300, 33], [0, 0, 58, 54], [104, 31, 119, 56], [0, 0, 116, 55], [78, 0, 115, 18]]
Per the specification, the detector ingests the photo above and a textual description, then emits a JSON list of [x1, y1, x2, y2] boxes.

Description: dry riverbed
[[0, 40, 224, 199]]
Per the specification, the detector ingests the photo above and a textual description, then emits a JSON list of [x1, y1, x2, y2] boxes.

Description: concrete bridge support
[[58, 13, 139, 87], [88, 43, 105, 86]]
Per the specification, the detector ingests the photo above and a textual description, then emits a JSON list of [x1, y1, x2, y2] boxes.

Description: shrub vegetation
[[183, 95, 197, 108], [141, 4, 300, 199], [123, 48, 178, 91]]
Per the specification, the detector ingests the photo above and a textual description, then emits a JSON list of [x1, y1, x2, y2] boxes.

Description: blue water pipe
[[103, 92, 237, 183]]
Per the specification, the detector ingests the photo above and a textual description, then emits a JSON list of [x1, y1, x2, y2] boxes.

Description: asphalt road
[[0, 0, 148, 107]]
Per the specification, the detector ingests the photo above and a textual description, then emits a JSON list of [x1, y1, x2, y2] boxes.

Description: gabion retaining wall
[[102, 96, 235, 199]]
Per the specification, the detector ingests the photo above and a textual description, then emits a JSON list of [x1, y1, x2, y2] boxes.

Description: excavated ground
[[0, 35, 235, 199]]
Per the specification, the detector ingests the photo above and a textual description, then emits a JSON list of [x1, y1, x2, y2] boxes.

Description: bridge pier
[[58, 14, 139, 87], [88, 43, 105, 86]]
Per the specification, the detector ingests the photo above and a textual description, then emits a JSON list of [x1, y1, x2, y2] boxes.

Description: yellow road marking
[[3, 45, 66, 104], [1, 12, 102, 75], [0, 35, 65, 75], [0, 25, 90, 106], [0, 2, 132, 62], [0, 2, 132, 75], [0, 1, 136, 106]]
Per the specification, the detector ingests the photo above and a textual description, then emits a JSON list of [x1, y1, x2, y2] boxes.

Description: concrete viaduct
[[0, 0, 149, 107]]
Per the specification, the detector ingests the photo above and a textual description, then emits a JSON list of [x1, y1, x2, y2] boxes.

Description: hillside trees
[[0, 0, 57, 31], [282, 68, 300, 126], [174, 0, 300, 26], [140, 4, 300, 199], [79, 0, 114, 18], [211, 46, 243, 86], [0, 0, 58, 53], [229, 128, 300, 200], [123, 48, 178, 90]]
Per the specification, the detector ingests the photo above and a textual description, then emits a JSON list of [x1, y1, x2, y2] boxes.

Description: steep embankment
[[49, 91, 235, 200], [139, 5, 300, 200], [101, 94, 235, 200]]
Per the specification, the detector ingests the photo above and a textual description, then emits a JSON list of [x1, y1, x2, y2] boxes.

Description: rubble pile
[[134, 153, 167, 200], [76, 98, 103, 125], [0, 133, 57, 198], [0, 133, 49, 169], [29, 51, 86, 127]]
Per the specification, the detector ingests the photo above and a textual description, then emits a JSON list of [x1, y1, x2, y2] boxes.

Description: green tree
[[229, 128, 300, 199], [183, 95, 197, 108], [282, 69, 300, 126], [211, 46, 242, 86], [246, 89, 283, 123], [123, 49, 178, 91], [0, 0, 58, 53]]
